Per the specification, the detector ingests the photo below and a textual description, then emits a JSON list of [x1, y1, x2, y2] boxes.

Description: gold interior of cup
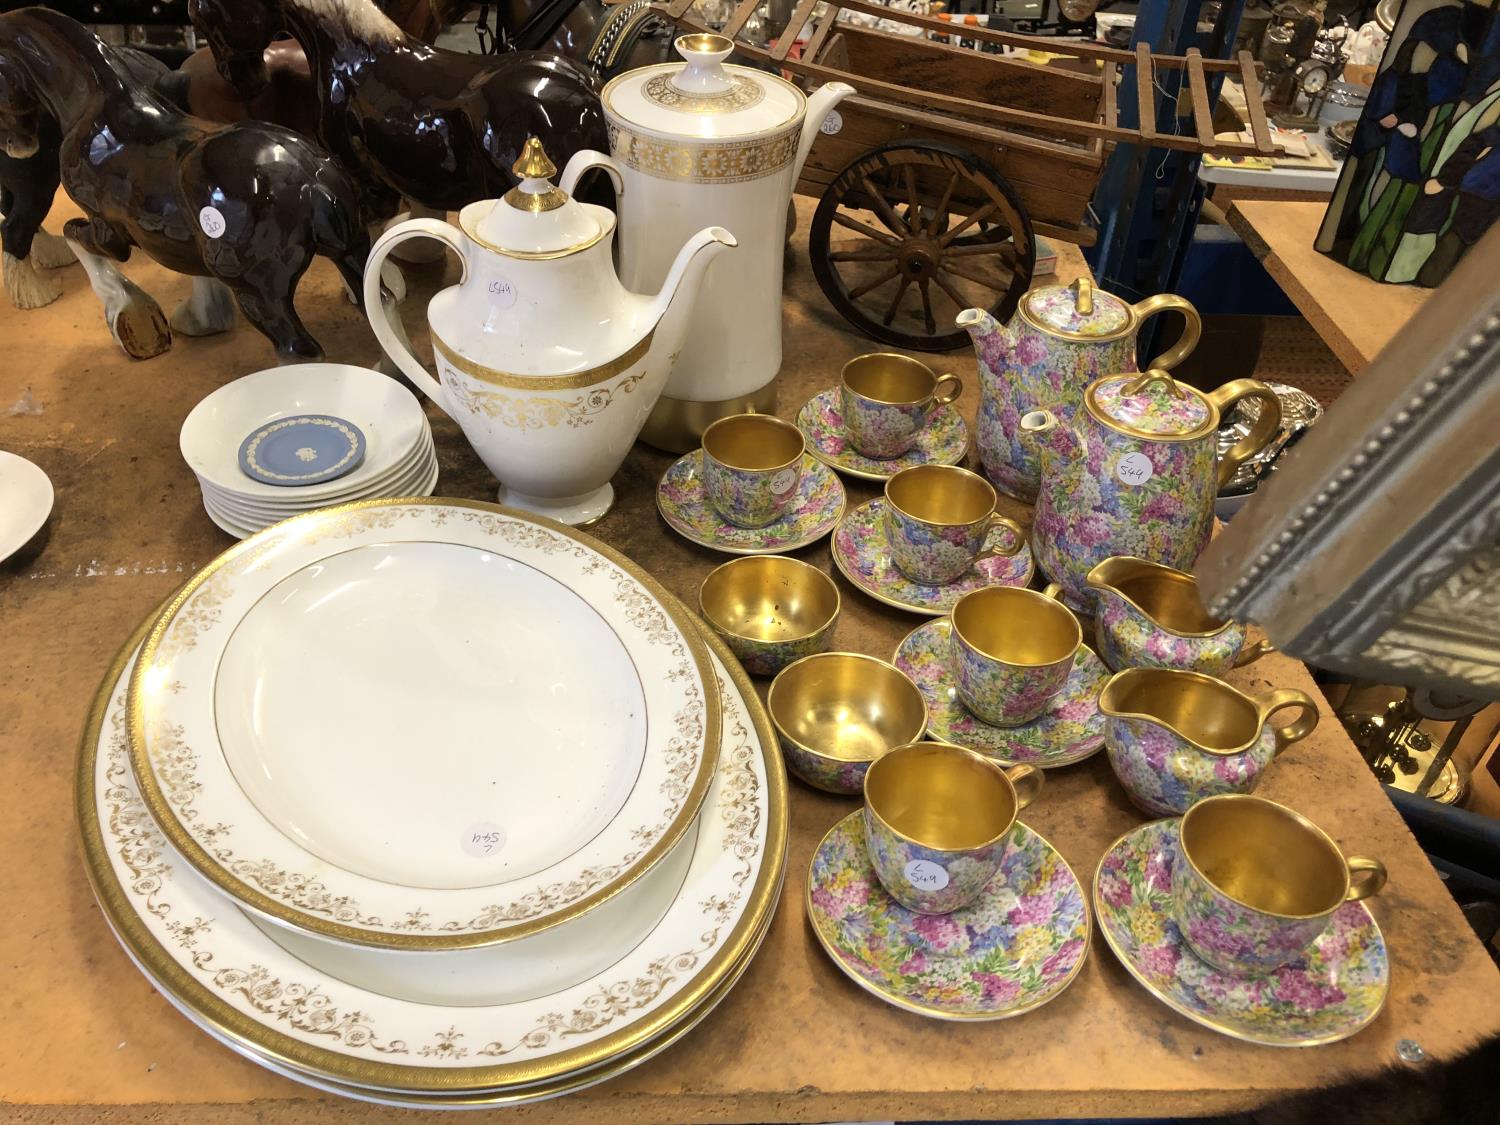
[[767, 653, 925, 764], [1115, 566, 1227, 635], [1098, 667, 1259, 752], [865, 742, 1015, 850], [699, 556, 839, 643], [842, 353, 936, 405], [677, 32, 733, 54], [885, 465, 995, 526], [951, 586, 1080, 667], [701, 414, 804, 472], [1180, 796, 1350, 917]]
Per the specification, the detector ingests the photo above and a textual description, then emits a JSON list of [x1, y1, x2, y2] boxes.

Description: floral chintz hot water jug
[[1020, 370, 1282, 608], [956, 280, 1201, 503]]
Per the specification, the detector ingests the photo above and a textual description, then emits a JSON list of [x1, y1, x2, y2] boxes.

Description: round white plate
[[0, 450, 53, 563], [180, 364, 428, 503], [204, 435, 436, 521], [201, 455, 440, 539], [82, 617, 783, 1093], [130, 499, 719, 949]]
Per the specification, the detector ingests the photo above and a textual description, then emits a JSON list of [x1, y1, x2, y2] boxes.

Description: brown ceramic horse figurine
[[487, 0, 672, 76], [0, 9, 374, 362], [191, 0, 609, 222]]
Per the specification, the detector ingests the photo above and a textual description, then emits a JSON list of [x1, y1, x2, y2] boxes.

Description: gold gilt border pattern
[[605, 120, 799, 184], [443, 368, 648, 431], [641, 72, 766, 114], [432, 332, 652, 391]]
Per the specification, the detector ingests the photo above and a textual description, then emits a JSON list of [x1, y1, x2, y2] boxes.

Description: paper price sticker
[[820, 110, 843, 135], [487, 276, 518, 309], [198, 206, 227, 239], [903, 859, 950, 891], [461, 822, 506, 858], [771, 467, 798, 493], [1116, 451, 1155, 486]]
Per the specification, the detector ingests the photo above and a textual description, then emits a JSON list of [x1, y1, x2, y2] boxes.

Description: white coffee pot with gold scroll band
[[364, 137, 735, 526], [599, 33, 854, 451]]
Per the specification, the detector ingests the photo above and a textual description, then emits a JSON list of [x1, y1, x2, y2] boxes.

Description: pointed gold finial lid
[[511, 136, 558, 181], [476, 136, 602, 256]]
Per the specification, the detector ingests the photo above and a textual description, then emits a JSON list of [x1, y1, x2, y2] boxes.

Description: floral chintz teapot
[[957, 279, 1200, 503], [1020, 369, 1282, 608]]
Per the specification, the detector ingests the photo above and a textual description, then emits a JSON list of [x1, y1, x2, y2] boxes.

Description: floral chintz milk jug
[[1020, 369, 1282, 608], [956, 279, 1201, 503]]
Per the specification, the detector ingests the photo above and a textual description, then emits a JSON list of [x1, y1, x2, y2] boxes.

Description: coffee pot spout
[[956, 307, 1004, 344], [647, 225, 738, 375], [794, 82, 856, 182], [1019, 408, 1084, 465]]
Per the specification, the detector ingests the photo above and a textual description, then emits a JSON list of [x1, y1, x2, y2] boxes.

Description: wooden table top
[[2, 200, 1497, 1123], [1226, 200, 1432, 374]]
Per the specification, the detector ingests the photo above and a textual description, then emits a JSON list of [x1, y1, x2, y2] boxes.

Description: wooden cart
[[657, 0, 1279, 350]]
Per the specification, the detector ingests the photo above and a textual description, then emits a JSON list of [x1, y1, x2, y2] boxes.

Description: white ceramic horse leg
[[171, 276, 237, 336], [67, 239, 171, 360], [3, 250, 63, 309], [387, 203, 447, 264], [28, 227, 77, 270]]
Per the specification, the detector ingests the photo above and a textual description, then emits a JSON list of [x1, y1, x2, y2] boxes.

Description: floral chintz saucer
[[831, 498, 1033, 616], [808, 811, 1089, 1020], [894, 620, 1107, 769], [1093, 819, 1389, 1047], [796, 388, 969, 482], [657, 452, 846, 555]]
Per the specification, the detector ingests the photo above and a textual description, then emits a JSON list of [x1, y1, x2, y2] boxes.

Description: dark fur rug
[[1212, 1035, 1499, 1125]]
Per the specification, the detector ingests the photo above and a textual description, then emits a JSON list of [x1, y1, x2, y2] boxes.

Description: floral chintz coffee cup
[[884, 465, 1025, 585], [700, 413, 806, 528], [950, 583, 1080, 727], [841, 352, 962, 459], [863, 742, 1043, 914], [1172, 794, 1387, 976]]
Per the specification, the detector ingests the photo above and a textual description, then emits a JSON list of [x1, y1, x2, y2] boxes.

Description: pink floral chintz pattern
[[809, 812, 1088, 1019], [796, 389, 968, 482], [1028, 378, 1219, 608], [1023, 286, 1131, 336], [1104, 708, 1278, 817], [863, 805, 1008, 914], [1171, 848, 1339, 976], [779, 735, 872, 795], [831, 499, 1032, 616], [895, 620, 1106, 769], [658, 452, 844, 555], [702, 446, 804, 528], [886, 503, 1022, 587], [1094, 590, 1248, 675], [1094, 820, 1388, 1046], [841, 386, 936, 459], [712, 620, 835, 678], [960, 306, 1140, 504], [953, 626, 1073, 728], [1092, 377, 1211, 434]]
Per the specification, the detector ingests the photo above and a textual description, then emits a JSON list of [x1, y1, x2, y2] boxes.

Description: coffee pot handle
[[1133, 294, 1202, 371], [1256, 688, 1319, 754], [559, 149, 625, 197], [1207, 380, 1283, 489], [364, 218, 467, 416]]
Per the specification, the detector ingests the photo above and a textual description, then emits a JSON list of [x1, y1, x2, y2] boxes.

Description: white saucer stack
[[180, 363, 437, 538]]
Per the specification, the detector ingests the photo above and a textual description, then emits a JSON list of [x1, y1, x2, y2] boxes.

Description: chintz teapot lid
[[1086, 370, 1216, 440], [1019, 278, 1133, 340], [469, 138, 604, 257], [602, 33, 805, 139]]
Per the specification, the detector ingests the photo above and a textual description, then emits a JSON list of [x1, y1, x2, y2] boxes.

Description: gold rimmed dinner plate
[[79, 597, 788, 1094]]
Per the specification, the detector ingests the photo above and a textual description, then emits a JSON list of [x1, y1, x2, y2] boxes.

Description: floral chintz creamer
[[863, 806, 1010, 914], [1095, 820, 1389, 1045], [1170, 843, 1341, 976], [808, 814, 1088, 1017], [1023, 372, 1280, 607], [1103, 706, 1279, 816], [1094, 590, 1247, 674]]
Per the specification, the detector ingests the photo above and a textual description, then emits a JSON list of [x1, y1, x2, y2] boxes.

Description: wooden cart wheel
[[808, 141, 1036, 352]]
